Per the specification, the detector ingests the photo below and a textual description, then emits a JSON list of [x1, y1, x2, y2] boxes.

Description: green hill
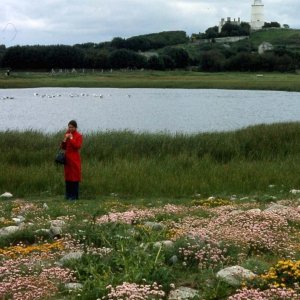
[[249, 28, 300, 49], [176, 28, 300, 61]]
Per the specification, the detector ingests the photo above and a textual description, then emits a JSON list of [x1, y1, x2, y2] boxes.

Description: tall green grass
[[1, 122, 300, 198]]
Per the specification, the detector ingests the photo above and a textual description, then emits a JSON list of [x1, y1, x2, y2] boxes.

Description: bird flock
[[1, 92, 132, 100], [0, 96, 14, 100]]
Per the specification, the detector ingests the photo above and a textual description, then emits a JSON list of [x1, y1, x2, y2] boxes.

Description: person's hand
[[63, 133, 73, 142]]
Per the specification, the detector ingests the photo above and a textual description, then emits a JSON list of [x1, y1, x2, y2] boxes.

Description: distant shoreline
[[1, 71, 300, 92]]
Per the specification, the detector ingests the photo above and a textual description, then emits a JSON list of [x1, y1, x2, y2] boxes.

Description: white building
[[258, 42, 273, 54], [251, 0, 264, 30]]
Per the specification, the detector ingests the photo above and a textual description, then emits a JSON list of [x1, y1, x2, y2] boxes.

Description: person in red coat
[[61, 120, 83, 200]]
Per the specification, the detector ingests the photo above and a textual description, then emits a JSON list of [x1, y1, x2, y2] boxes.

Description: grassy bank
[[1, 71, 300, 91], [1, 122, 300, 199]]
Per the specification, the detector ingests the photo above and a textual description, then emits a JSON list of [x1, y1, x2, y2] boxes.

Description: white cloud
[[0, 0, 299, 46]]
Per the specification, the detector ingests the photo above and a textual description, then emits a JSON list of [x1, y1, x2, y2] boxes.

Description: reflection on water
[[0, 88, 299, 133]]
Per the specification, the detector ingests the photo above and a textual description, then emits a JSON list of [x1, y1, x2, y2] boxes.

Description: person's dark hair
[[68, 120, 78, 128]]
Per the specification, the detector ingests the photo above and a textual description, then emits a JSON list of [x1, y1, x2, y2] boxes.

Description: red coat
[[61, 130, 83, 182]]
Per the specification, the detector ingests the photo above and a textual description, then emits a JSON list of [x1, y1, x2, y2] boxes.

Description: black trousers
[[65, 181, 79, 200]]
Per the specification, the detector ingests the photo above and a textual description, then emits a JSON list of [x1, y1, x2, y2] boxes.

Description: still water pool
[[0, 88, 299, 133]]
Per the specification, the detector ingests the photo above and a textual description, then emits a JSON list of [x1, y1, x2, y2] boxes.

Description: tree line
[[0, 30, 299, 72]]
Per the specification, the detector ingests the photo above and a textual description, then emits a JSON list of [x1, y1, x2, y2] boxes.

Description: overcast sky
[[1, 0, 299, 47]]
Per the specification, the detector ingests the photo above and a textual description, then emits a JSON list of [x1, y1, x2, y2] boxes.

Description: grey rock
[[12, 215, 25, 225], [50, 226, 62, 237], [0, 192, 13, 198], [264, 204, 289, 212], [43, 203, 49, 210], [50, 220, 66, 227], [12, 217, 22, 225], [65, 282, 83, 290], [16, 215, 25, 222], [229, 210, 243, 216], [153, 240, 174, 249], [58, 251, 84, 266], [169, 255, 178, 265], [144, 221, 166, 231], [0, 225, 19, 237], [216, 266, 256, 287], [168, 287, 199, 300], [247, 209, 261, 213]]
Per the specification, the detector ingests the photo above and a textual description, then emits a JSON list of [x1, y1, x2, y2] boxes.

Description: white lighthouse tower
[[251, 0, 264, 30]]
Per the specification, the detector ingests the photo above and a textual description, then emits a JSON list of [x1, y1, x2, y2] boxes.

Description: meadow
[[1, 123, 300, 299], [1, 122, 300, 198], [1, 70, 300, 91], [1, 190, 300, 299]]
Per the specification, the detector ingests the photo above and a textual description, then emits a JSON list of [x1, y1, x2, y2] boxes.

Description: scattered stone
[[247, 209, 261, 213], [168, 287, 199, 300], [12, 215, 25, 225], [50, 220, 66, 227], [268, 184, 276, 188], [162, 240, 174, 248], [57, 251, 84, 266], [264, 204, 289, 212], [0, 217, 5, 222], [290, 189, 300, 194], [230, 195, 237, 201], [207, 196, 215, 201], [0, 225, 19, 237], [169, 255, 178, 265], [144, 221, 166, 231], [50, 226, 62, 237], [229, 210, 243, 216], [16, 215, 25, 222], [43, 203, 49, 210], [12, 217, 23, 225], [0, 192, 13, 198], [216, 266, 256, 287], [240, 197, 249, 201], [65, 282, 83, 290], [153, 240, 174, 249]]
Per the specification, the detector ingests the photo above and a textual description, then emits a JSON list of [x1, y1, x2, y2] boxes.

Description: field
[[1, 191, 300, 299], [1, 70, 300, 91], [1, 75, 300, 299], [0, 123, 300, 299], [1, 123, 300, 198]]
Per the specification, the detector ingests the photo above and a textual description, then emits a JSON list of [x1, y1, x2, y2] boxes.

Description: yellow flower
[[0, 241, 64, 258]]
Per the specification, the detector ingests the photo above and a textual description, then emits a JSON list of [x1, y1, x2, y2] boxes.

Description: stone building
[[218, 17, 241, 33]]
